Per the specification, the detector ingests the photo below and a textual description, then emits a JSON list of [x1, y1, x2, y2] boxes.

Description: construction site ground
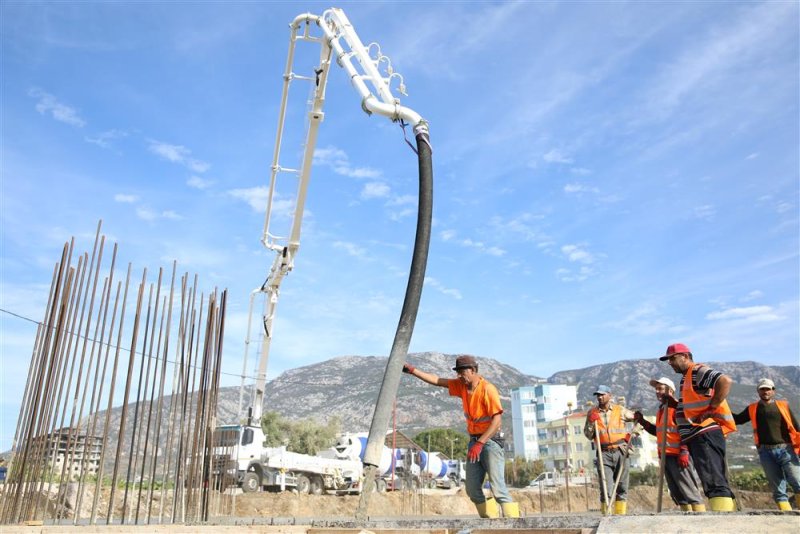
[[4, 486, 799, 533]]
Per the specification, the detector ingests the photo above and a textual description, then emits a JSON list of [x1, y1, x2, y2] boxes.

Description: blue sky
[[1, 1, 798, 451]]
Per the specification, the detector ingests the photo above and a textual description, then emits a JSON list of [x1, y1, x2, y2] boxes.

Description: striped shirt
[[676, 363, 723, 442]]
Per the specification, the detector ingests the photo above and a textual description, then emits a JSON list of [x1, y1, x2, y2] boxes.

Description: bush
[[629, 464, 659, 486], [730, 469, 769, 492]]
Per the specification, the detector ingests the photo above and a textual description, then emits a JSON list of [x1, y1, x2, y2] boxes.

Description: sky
[[1, 1, 798, 451]]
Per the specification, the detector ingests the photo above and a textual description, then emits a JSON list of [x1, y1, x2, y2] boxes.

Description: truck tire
[[309, 476, 324, 495], [241, 472, 260, 493], [296, 474, 311, 494]]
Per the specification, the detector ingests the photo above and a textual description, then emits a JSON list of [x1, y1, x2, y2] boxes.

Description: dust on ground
[[232, 486, 776, 518]]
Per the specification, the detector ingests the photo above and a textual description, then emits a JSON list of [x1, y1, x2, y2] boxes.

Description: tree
[[505, 457, 545, 487], [260, 411, 341, 455], [414, 428, 470, 460]]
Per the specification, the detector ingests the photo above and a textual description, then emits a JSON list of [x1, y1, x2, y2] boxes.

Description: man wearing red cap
[[733, 378, 800, 511], [402, 355, 518, 519], [659, 343, 737, 512]]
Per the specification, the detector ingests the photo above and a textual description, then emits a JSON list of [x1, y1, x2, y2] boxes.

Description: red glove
[[402, 363, 415, 374], [678, 446, 690, 469], [467, 440, 484, 463], [588, 411, 600, 424]]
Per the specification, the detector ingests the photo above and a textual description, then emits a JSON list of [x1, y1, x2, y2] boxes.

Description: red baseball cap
[[658, 343, 692, 361]]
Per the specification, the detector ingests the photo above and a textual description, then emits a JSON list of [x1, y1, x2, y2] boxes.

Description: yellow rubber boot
[[614, 501, 627, 515], [777, 501, 792, 511], [708, 496, 735, 512], [691, 503, 706, 512], [501, 502, 520, 518], [680, 504, 692, 511], [476, 497, 499, 518]]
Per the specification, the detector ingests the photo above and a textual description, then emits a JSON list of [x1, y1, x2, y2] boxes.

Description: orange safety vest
[[448, 377, 503, 436], [680, 362, 736, 436], [657, 405, 681, 456], [747, 400, 800, 454], [594, 405, 627, 446]]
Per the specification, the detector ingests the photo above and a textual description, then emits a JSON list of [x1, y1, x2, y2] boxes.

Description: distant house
[[32, 428, 103, 479]]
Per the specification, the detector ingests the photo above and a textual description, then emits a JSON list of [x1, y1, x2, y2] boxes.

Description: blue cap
[[593, 385, 611, 395]]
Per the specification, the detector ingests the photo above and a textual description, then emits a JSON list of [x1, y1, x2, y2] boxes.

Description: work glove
[[402, 363, 415, 374], [633, 410, 644, 424], [588, 410, 600, 424], [467, 440, 484, 463], [678, 446, 690, 469]]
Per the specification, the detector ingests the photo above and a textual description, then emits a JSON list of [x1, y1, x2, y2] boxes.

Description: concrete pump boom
[[239, 8, 429, 428]]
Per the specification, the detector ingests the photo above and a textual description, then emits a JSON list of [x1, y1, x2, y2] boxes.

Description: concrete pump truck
[[213, 8, 430, 495]]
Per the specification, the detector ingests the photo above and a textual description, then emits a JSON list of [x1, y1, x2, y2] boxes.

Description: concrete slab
[[595, 511, 800, 534]]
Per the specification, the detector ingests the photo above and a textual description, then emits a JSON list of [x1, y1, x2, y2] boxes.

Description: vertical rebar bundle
[[0, 224, 230, 525]]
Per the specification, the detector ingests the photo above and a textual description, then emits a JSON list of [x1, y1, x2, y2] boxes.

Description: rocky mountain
[[12, 353, 796, 469]]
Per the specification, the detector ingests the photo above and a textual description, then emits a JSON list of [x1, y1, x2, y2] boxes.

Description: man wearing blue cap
[[584, 384, 635, 514]]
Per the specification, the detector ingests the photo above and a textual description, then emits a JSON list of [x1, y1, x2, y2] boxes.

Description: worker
[[732, 378, 800, 511], [583, 384, 635, 515], [634, 377, 705, 512], [659, 343, 737, 512], [402, 355, 519, 519]]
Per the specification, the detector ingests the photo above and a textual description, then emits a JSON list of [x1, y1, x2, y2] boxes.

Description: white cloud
[[136, 207, 182, 221], [313, 145, 381, 179], [561, 244, 595, 264], [440, 229, 456, 241], [606, 303, 688, 335], [424, 276, 463, 300], [85, 129, 126, 148], [229, 186, 268, 212], [387, 194, 416, 207], [458, 238, 506, 257], [745, 152, 759, 160], [564, 183, 599, 194], [693, 204, 716, 220], [147, 140, 210, 173], [706, 305, 781, 322], [29, 88, 85, 127], [741, 290, 764, 302], [114, 193, 138, 203], [543, 149, 573, 164], [555, 265, 595, 283], [570, 167, 592, 175], [332, 240, 368, 259], [361, 182, 391, 199], [187, 175, 214, 189]]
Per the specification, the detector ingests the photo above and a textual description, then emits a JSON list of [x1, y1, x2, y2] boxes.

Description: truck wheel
[[296, 474, 311, 494], [309, 476, 324, 495], [241, 472, 260, 493]]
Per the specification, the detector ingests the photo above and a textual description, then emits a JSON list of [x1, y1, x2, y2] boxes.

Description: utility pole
[[565, 401, 573, 512]]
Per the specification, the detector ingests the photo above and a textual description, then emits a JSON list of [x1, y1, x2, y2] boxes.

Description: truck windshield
[[213, 428, 240, 447]]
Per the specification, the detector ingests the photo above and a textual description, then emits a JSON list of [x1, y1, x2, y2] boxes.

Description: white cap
[[649, 376, 676, 392], [757, 378, 775, 390]]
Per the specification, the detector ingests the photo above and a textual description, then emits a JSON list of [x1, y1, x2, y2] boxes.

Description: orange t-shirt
[[448, 377, 504, 435]]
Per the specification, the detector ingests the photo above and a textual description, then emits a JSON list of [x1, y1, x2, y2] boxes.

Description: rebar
[[0, 226, 229, 525]]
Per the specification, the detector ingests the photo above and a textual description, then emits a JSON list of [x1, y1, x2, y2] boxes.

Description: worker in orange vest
[[402, 355, 519, 519], [635, 377, 705, 511], [583, 384, 635, 515], [659, 343, 737, 512], [733, 378, 800, 511]]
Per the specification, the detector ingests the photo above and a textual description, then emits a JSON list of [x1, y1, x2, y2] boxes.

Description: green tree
[[505, 457, 545, 487], [260, 411, 341, 454], [629, 464, 659, 486], [414, 428, 470, 460]]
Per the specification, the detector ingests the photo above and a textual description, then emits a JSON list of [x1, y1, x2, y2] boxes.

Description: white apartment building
[[510, 383, 578, 461]]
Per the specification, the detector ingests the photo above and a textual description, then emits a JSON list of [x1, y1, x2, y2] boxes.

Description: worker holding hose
[[402, 355, 519, 519]]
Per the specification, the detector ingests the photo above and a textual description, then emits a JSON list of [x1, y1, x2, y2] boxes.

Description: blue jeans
[[758, 445, 800, 503], [465, 438, 512, 504]]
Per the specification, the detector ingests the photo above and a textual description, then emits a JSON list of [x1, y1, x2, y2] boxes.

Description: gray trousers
[[597, 448, 629, 503], [664, 454, 703, 505]]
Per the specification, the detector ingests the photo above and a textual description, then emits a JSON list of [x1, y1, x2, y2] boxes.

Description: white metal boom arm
[[239, 9, 428, 424]]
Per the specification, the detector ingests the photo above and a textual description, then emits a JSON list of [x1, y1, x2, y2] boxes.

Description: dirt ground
[[231, 486, 778, 518]]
